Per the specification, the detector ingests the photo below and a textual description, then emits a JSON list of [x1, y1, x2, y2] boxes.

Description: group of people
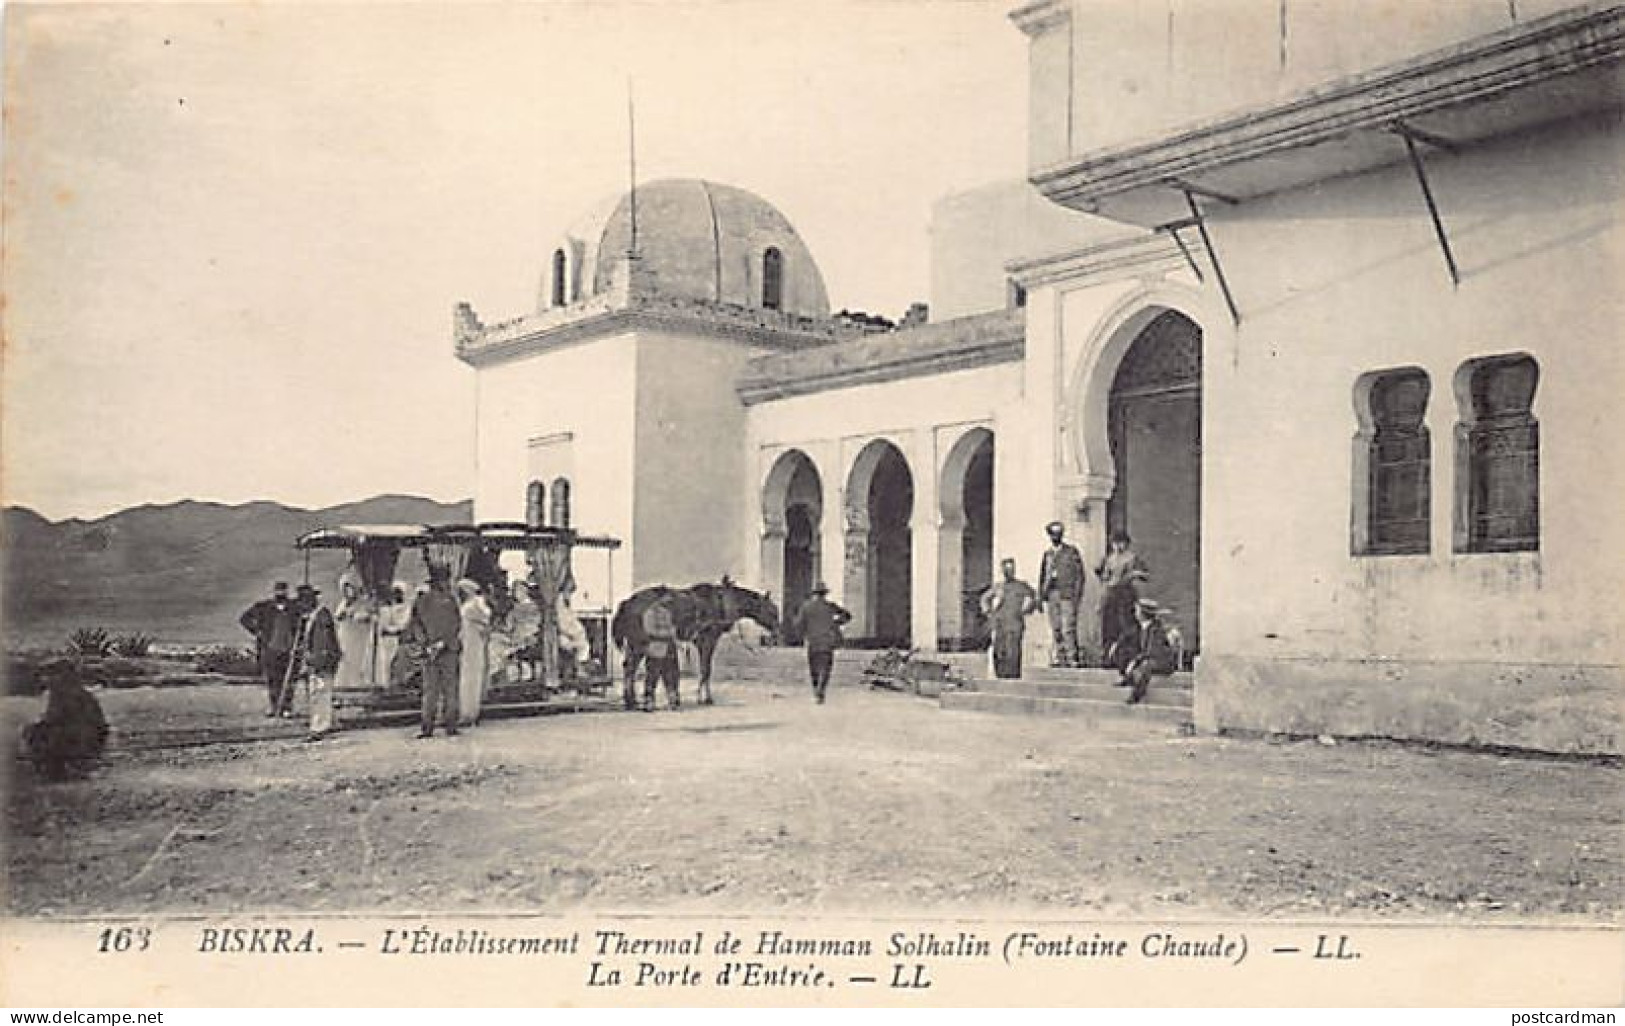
[[977, 520, 1176, 704], [239, 566, 585, 741]]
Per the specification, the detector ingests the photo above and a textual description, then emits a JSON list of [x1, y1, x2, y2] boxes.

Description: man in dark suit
[[794, 582, 851, 704], [1038, 521, 1086, 668], [240, 582, 301, 718], [406, 564, 462, 738]]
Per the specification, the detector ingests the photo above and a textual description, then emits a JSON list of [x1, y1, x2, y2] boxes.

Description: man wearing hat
[[299, 583, 342, 742], [1038, 520, 1086, 668], [240, 581, 301, 717], [405, 564, 463, 737], [793, 582, 851, 704], [1120, 599, 1177, 705]]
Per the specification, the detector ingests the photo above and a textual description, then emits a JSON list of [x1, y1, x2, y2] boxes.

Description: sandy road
[[5, 681, 1621, 919]]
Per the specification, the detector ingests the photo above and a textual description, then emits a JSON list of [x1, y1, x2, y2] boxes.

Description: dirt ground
[[4, 679, 1621, 919]]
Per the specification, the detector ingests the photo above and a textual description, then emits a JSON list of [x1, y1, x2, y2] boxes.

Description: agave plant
[[67, 627, 114, 658], [111, 633, 154, 658]]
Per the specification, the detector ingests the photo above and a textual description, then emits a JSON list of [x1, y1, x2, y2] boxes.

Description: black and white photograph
[[1, 0, 1620, 1009]]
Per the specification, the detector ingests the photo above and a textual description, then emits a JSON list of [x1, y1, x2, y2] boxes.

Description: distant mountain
[[1, 495, 471, 647]]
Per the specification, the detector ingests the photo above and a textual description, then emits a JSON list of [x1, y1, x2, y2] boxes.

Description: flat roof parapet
[[737, 307, 1025, 404]]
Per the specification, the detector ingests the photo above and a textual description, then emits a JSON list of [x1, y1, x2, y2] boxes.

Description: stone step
[[939, 690, 1192, 726], [966, 678, 1193, 708], [1025, 666, 1194, 688]]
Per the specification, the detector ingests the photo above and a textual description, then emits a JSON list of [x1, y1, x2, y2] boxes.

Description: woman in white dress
[[332, 574, 376, 691], [456, 579, 492, 725]]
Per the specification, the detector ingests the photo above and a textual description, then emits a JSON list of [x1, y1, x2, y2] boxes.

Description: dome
[[542, 179, 830, 319]]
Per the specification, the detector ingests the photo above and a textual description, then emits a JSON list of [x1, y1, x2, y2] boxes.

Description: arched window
[[525, 480, 546, 528], [550, 477, 572, 529], [1353, 368, 1431, 555], [551, 249, 567, 308], [761, 247, 783, 311], [1456, 354, 1539, 553]]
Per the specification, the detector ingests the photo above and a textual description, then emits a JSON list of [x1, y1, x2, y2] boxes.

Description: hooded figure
[[25, 662, 109, 781], [333, 571, 375, 691]]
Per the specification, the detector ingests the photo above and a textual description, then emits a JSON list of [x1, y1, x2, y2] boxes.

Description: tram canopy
[[295, 523, 621, 552]]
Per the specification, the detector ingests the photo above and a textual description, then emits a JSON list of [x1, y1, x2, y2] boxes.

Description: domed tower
[[458, 179, 844, 604], [536, 178, 831, 318]]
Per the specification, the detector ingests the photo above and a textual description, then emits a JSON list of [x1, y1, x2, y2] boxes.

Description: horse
[[611, 578, 780, 708]]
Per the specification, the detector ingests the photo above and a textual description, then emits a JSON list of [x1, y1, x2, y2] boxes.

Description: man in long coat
[[981, 558, 1038, 679]]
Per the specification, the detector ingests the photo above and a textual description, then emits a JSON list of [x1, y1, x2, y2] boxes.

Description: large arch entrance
[[761, 449, 823, 640], [937, 428, 994, 649], [1106, 309, 1202, 656], [845, 440, 913, 645]]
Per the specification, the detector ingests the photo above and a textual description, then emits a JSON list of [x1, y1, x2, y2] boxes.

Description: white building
[[458, 1, 1623, 754]]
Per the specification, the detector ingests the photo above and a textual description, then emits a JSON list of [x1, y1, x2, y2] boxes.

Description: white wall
[[632, 331, 755, 588], [1197, 116, 1623, 668], [929, 180, 1122, 321], [1030, 0, 1589, 164], [473, 334, 639, 611]]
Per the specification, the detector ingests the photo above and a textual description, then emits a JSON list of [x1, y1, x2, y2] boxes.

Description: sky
[[1, 1, 1030, 521]]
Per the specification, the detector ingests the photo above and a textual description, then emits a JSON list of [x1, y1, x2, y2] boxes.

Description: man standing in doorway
[[1039, 520, 1086, 668], [794, 582, 851, 704], [981, 558, 1038, 679]]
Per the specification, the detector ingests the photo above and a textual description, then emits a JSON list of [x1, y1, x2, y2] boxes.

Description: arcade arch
[[844, 439, 914, 645], [760, 449, 824, 638], [1068, 289, 1214, 659], [937, 427, 995, 648]]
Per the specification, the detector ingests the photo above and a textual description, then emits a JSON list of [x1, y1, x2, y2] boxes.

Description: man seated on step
[[1116, 599, 1177, 706]]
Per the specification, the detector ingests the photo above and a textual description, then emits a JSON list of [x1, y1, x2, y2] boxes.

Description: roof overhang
[[738, 308, 1024, 404], [1030, 3, 1625, 227]]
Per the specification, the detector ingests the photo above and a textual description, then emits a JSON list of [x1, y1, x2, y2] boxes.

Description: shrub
[[193, 646, 260, 677], [67, 627, 113, 658], [111, 633, 155, 658]]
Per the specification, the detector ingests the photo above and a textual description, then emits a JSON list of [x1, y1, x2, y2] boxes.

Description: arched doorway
[[782, 504, 817, 644], [937, 428, 994, 649], [761, 449, 823, 637], [845, 440, 913, 645], [1107, 310, 1202, 656]]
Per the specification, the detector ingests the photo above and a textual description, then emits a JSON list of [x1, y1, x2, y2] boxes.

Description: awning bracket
[[1393, 122, 1462, 288], [1157, 222, 1206, 284], [1181, 189, 1241, 326]]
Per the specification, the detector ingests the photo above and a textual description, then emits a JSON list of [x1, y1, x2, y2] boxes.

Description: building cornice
[[1030, 3, 1625, 215], [454, 295, 848, 369], [1006, 231, 1185, 289], [737, 309, 1025, 405]]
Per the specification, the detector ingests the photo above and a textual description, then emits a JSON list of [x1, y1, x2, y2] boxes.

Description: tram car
[[292, 522, 621, 720]]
